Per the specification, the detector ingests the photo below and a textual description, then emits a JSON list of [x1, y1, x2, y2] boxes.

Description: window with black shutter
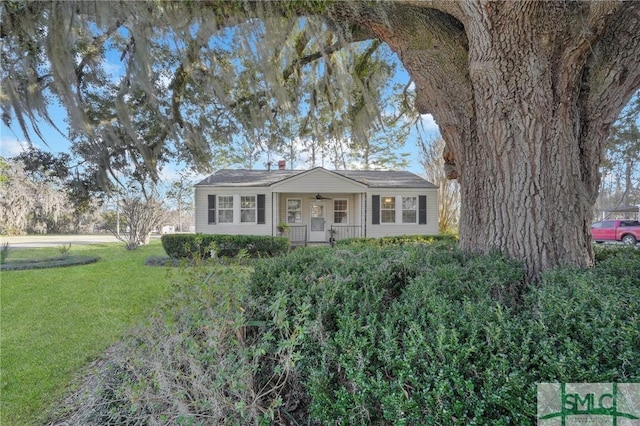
[[372, 195, 380, 225], [419, 195, 427, 225], [207, 195, 216, 224], [257, 194, 266, 224]]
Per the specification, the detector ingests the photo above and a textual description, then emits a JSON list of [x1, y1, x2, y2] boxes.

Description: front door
[[309, 202, 326, 241]]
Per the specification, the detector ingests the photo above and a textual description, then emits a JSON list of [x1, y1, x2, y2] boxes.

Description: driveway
[[0, 234, 122, 248]]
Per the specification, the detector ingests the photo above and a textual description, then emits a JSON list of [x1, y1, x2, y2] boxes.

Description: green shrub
[[246, 242, 639, 425], [159, 233, 198, 258], [144, 255, 182, 267], [525, 251, 639, 382], [58, 240, 639, 425], [593, 243, 640, 263], [54, 264, 261, 425], [336, 233, 457, 248], [161, 233, 290, 259], [57, 243, 72, 256], [0, 241, 9, 264]]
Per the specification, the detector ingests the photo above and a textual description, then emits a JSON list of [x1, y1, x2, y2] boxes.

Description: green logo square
[[538, 383, 640, 425]]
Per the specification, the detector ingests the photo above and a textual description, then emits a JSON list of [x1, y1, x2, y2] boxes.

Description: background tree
[[418, 137, 460, 234], [6, 148, 103, 234], [63, 168, 104, 233], [110, 184, 167, 250], [2, 1, 640, 280], [0, 158, 39, 235], [597, 91, 640, 216], [8, 149, 69, 233], [166, 176, 195, 232], [85, 157, 170, 250]]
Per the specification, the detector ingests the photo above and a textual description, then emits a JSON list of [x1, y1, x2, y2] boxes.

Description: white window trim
[[218, 195, 234, 223], [333, 198, 349, 225], [380, 196, 396, 224], [240, 195, 257, 223], [286, 198, 303, 224], [401, 196, 418, 224]]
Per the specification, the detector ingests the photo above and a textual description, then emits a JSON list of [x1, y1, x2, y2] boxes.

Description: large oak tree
[[2, 1, 639, 280]]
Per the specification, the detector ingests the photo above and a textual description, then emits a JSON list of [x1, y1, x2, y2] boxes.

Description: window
[[218, 196, 234, 223], [241, 195, 256, 223], [334, 199, 348, 224], [287, 199, 302, 223], [381, 196, 396, 223], [402, 197, 417, 223], [621, 220, 640, 227]]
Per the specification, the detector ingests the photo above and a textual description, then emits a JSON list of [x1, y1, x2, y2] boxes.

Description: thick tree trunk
[[458, 75, 598, 279], [450, 2, 639, 280], [343, 1, 640, 281], [454, 5, 598, 279]]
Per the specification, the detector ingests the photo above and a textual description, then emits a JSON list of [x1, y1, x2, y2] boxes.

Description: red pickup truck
[[591, 219, 640, 245]]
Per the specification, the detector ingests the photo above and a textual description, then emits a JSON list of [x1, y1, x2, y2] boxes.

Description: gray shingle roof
[[195, 169, 300, 187], [195, 168, 436, 189], [334, 170, 436, 188]]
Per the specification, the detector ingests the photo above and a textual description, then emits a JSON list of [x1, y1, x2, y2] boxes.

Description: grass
[[0, 241, 174, 425]]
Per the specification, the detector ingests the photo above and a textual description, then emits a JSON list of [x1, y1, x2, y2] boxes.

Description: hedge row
[[336, 233, 457, 248], [161, 233, 290, 259]]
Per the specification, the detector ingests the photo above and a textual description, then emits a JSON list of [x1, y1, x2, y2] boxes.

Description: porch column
[[272, 192, 278, 236], [362, 192, 367, 238]]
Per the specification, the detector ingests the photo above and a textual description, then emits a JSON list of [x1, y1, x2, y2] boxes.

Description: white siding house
[[195, 167, 438, 244]]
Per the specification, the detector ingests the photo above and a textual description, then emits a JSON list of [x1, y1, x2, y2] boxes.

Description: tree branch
[[75, 21, 124, 102], [584, 2, 640, 125], [282, 41, 346, 81]]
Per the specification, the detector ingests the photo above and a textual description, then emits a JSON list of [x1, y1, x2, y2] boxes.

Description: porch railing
[[283, 225, 307, 246], [330, 225, 363, 241]]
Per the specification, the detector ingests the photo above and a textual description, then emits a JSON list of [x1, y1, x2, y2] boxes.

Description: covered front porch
[[269, 168, 368, 245], [272, 192, 366, 245]]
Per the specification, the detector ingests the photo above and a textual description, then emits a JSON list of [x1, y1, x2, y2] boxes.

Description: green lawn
[[0, 241, 174, 425]]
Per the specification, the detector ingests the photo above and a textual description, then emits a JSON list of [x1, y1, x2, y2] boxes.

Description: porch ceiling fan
[[310, 193, 332, 200]]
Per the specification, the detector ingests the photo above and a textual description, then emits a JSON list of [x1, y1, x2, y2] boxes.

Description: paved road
[[0, 234, 122, 248]]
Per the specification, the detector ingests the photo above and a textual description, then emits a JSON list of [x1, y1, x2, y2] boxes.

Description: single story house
[[194, 167, 438, 244]]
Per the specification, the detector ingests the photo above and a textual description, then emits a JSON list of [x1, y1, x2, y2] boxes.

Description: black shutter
[[257, 194, 266, 224], [372, 195, 380, 225], [208, 195, 216, 224], [419, 195, 427, 225]]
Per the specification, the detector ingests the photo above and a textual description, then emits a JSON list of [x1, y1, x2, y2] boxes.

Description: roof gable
[[270, 167, 367, 191]]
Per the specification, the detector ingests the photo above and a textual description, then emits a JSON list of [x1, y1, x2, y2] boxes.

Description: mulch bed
[[0, 256, 99, 271]]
